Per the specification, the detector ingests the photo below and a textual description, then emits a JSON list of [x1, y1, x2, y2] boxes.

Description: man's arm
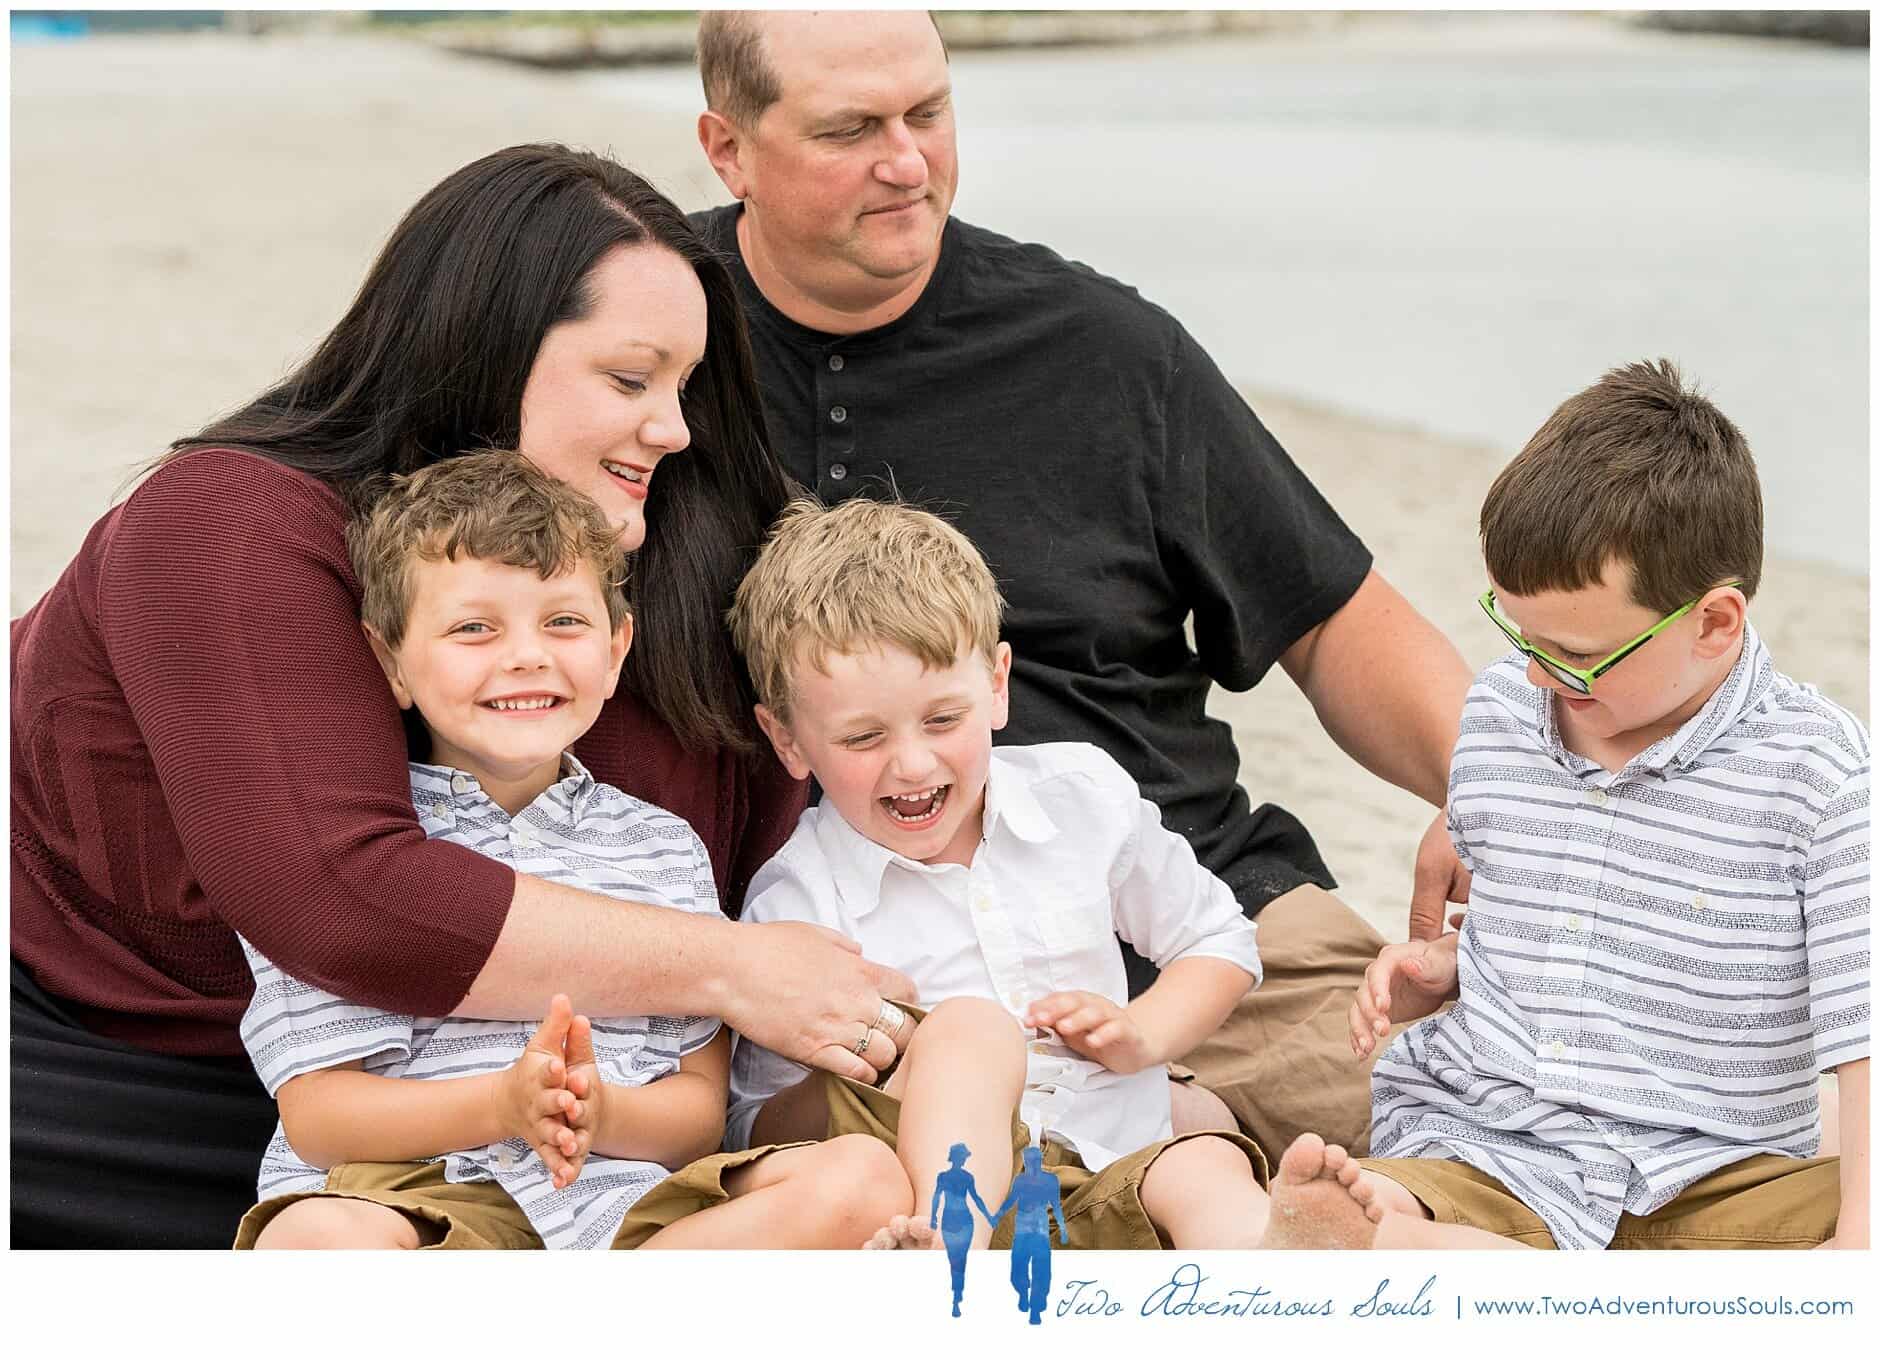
[[1278, 569, 1472, 809]]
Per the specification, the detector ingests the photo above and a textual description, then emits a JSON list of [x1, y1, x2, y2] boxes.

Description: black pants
[[10, 960, 277, 1248]]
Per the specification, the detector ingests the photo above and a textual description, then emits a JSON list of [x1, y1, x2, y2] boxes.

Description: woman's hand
[[494, 995, 584, 1186], [720, 922, 917, 1083], [1349, 934, 1461, 1057]]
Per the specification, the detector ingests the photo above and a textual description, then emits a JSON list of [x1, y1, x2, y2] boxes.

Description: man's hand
[[1026, 991, 1155, 1074], [1409, 810, 1470, 942], [722, 922, 917, 1083], [557, 1011, 606, 1189], [1349, 935, 1460, 1057], [494, 994, 584, 1187]]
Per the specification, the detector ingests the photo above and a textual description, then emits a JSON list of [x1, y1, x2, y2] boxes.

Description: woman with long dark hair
[[10, 145, 913, 1247]]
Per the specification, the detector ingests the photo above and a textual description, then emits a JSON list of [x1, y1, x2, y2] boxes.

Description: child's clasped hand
[[495, 994, 598, 1189]]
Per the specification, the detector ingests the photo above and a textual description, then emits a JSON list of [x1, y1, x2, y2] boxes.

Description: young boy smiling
[[1271, 360, 1869, 1251], [232, 452, 901, 1250], [725, 497, 1276, 1251]]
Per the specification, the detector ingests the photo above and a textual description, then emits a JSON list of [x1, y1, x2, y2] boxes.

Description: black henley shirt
[[696, 206, 1374, 982]]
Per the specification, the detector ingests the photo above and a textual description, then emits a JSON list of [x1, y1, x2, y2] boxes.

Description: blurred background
[[10, 8, 1869, 930]]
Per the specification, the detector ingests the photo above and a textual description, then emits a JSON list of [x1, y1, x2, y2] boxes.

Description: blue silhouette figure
[[989, 1144, 1067, 1325], [931, 1142, 995, 1317]]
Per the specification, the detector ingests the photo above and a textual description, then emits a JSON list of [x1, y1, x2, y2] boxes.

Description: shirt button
[[830, 404, 848, 424], [1693, 893, 1708, 911], [1008, 994, 1025, 1011], [1549, 1041, 1567, 1059], [450, 773, 475, 795], [827, 354, 845, 372], [495, 1147, 516, 1169], [430, 801, 449, 819], [1589, 789, 1609, 807], [1029, 1041, 1051, 1055], [972, 893, 991, 912], [829, 463, 848, 481], [1566, 914, 1582, 931]]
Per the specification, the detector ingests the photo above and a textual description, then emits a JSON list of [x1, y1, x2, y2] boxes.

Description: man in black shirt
[[691, 10, 1475, 1161]]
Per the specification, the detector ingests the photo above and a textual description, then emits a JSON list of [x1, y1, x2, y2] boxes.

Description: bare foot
[[862, 1214, 938, 1250], [1258, 1133, 1382, 1250]]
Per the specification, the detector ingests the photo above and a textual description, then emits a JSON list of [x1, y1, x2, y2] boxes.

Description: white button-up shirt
[[728, 742, 1260, 1171]]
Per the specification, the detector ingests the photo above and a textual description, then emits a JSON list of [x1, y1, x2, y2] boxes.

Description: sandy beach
[[10, 26, 1869, 942]]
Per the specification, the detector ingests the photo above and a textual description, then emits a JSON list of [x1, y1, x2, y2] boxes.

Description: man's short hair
[[697, 10, 947, 128], [729, 496, 1005, 718], [1480, 358, 1763, 612], [696, 10, 779, 129], [347, 449, 630, 651]]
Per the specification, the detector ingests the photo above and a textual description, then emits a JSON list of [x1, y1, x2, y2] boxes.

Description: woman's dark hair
[[168, 144, 793, 753]]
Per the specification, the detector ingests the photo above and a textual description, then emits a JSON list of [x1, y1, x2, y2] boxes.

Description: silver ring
[[875, 1000, 908, 1038], [851, 1024, 874, 1059]]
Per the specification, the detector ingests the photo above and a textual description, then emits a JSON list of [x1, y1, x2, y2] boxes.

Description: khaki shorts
[[1178, 885, 1391, 1161], [1361, 1153, 1842, 1249], [819, 1066, 1268, 1250], [232, 1145, 792, 1250]]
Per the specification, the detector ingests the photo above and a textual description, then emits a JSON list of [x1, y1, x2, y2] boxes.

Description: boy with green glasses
[[1258, 359, 1868, 1252]]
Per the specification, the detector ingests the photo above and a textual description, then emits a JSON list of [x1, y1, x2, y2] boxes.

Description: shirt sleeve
[[236, 934, 415, 1096], [722, 856, 819, 1150], [1153, 327, 1373, 692], [1102, 759, 1261, 983], [1803, 756, 1869, 1072], [97, 452, 515, 1015]]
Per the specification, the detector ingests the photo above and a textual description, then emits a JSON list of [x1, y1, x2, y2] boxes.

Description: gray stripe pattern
[[1372, 628, 1869, 1248], [239, 756, 723, 1249]]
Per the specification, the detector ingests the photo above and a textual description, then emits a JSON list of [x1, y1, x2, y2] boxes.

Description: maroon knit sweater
[[10, 450, 806, 1057]]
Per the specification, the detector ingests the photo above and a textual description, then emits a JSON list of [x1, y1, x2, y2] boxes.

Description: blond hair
[[347, 449, 629, 650], [729, 497, 1004, 717]]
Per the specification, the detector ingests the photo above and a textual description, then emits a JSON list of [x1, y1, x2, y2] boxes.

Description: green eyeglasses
[[1477, 583, 1741, 695]]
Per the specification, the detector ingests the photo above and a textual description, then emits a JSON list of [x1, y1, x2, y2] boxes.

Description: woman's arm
[[100, 456, 910, 1068], [464, 877, 912, 1077]]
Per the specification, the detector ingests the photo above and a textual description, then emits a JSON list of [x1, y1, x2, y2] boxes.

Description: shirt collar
[[816, 749, 1062, 917], [1532, 624, 1771, 775], [410, 751, 595, 823], [1645, 623, 1771, 773]]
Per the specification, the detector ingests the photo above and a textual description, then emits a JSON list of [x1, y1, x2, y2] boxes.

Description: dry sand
[[10, 32, 1869, 941]]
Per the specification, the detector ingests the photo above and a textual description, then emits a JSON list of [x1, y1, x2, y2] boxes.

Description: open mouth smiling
[[882, 785, 950, 825]]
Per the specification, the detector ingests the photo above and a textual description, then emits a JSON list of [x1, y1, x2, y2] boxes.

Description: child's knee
[[252, 1196, 421, 1250], [805, 1135, 915, 1227], [909, 998, 1026, 1074], [1143, 1135, 1260, 1203]]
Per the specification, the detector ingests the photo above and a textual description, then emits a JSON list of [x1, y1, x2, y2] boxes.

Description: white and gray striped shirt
[[238, 756, 724, 1250], [1372, 627, 1868, 1248]]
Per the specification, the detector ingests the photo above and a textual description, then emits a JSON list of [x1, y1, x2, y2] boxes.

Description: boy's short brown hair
[[1480, 358, 1763, 612], [729, 497, 1004, 719], [347, 449, 630, 650]]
